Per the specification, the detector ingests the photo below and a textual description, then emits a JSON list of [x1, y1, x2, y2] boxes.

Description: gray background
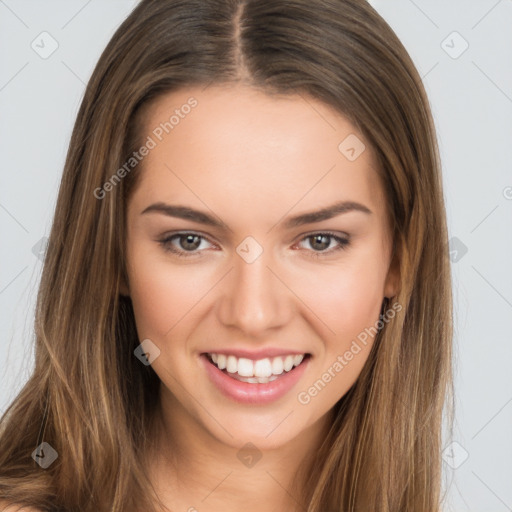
[[1, 1, 511, 510]]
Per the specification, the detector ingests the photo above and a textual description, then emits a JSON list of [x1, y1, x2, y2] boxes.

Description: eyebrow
[[140, 200, 372, 230]]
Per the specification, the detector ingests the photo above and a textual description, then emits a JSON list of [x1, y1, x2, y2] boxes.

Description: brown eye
[[297, 232, 350, 257], [177, 234, 202, 251], [308, 234, 331, 251], [159, 232, 214, 257]]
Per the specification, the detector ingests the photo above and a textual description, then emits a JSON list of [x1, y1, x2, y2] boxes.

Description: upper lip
[[202, 348, 311, 360]]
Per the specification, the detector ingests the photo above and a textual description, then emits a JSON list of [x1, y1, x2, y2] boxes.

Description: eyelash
[[157, 231, 350, 259]]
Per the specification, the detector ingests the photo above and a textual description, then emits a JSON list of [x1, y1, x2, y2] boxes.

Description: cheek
[[294, 255, 386, 342], [127, 245, 211, 339], [293, 257, 386, 406]]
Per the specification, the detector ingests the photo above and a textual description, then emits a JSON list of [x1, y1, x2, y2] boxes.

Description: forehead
[[142, 84, 368, 161], [132, 84, 385, 222]]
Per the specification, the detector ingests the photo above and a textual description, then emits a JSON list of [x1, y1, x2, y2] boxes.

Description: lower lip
[[200, 354, 311, 404]]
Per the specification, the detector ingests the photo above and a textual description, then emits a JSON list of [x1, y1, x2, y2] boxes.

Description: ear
[[384, 245, 400, 299]]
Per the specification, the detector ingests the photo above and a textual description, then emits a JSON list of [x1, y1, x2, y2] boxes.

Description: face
[[124, 84, 398, 451]]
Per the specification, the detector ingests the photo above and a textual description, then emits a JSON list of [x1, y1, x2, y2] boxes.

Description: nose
[[216, 245, 292, 336]]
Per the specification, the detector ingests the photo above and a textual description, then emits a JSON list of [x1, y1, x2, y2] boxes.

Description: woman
[[0, 0, 453, 510]]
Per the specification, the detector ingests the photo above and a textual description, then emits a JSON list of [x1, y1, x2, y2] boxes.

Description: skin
[[123, 84, 399, 512]]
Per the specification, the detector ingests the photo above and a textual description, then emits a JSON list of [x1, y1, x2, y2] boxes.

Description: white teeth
[[231, 374, 280, 384], [254, 358, 273, 377], [237, 358, 254, 377], [226, 355, 238, 374], [283, 355, 294, 372], [207, 352, 307, 379], [272, 357, 284, 375], [217, 354, 227, 370]]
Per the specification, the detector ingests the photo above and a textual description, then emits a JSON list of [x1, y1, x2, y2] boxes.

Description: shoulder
[[0, 501, 44, 512]]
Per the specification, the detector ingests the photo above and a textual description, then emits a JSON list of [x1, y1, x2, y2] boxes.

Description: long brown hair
[[0, 1, 453, 510]]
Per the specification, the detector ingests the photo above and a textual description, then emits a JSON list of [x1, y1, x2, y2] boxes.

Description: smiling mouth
[[203, 352, 312, 384]]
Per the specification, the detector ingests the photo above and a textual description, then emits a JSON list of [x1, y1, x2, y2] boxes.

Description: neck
[[144, 385, 334, 512]]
